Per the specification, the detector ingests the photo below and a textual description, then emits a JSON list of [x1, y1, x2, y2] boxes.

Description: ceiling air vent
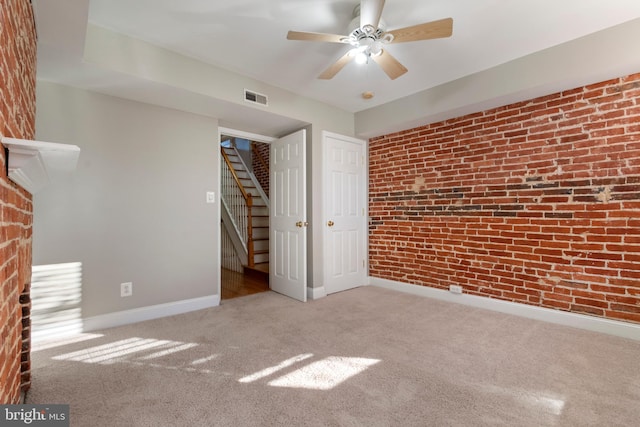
[[244, 89, 268, 106]]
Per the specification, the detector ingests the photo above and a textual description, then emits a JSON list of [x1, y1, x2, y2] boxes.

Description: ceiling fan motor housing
[[347, 4, 387, 38]]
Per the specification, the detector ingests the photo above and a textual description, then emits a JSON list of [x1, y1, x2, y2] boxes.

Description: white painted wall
[[355, 17, 640, 138], [33, 82, 219, 318], [80, 25, 358, 296]]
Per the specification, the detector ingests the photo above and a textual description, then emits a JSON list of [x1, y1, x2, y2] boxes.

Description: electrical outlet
[[120, 282, 133, 297], [449, 284, 463, 294]]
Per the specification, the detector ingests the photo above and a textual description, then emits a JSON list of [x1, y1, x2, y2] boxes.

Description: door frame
[[217, 127, 369, 301], [217, 127, 275, 300]]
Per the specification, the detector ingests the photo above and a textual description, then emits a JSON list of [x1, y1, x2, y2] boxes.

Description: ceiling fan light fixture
[[355, 51, 369, 64]]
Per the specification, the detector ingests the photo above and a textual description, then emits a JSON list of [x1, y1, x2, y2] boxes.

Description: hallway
[[221, 268, 269, 300]]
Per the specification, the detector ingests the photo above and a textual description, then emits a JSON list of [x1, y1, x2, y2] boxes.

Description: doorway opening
[[219, 131, 271, 300]]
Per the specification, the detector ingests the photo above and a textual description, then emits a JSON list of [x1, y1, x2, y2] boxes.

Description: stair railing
[[251, 142, 269, 172], [251, 142, 269, 198], [221, 147, 255, 267]]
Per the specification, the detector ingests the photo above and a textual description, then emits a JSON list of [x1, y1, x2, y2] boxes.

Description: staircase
[[220, 143, 269, 280]]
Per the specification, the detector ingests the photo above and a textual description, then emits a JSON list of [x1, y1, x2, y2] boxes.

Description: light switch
[[206, 191, 216, 204]]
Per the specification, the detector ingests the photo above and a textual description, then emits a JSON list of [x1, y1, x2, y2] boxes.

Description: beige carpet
[[27, 286, 640, 426]]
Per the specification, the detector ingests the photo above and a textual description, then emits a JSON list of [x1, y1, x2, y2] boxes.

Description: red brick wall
[[252, 142, 270, 198], [369, 73, 640, 324], [0, 0, 37, 404]]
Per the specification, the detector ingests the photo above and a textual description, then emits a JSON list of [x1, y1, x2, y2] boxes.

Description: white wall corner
[[369, 277, 640, 341], [308, 285, 327, 300], [1, 135, 80, 194]]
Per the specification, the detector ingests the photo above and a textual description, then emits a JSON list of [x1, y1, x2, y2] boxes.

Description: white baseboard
[[370, 277, 640, 341], [307, 285, 327, 300], [82, 294, 220, 332]]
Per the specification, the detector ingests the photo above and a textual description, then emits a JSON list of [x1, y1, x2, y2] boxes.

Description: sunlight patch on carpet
[[267, 356, 380, 390], [239, 354, 314, 383], [239, 355, 380, 390], [474, 382, 566, 417], [48, 337, 225, 374], [53, 337, 194, 364], [137, 343, 198, 360], [526, 395, 566, 416], [191, 354, 220, 365]]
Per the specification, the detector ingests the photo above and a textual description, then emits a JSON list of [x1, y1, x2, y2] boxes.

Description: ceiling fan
[[286, 0, 453, 80]]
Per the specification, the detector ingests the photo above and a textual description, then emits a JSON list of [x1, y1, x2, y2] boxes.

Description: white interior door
[[323, 132, 367, 294], [270, 129, 307, 302]]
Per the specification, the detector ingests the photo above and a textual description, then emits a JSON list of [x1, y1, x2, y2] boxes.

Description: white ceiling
[[33, 0, 640, 136]]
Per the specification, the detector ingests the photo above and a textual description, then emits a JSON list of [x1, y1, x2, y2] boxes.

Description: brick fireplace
[[0, 0, 38, 404]]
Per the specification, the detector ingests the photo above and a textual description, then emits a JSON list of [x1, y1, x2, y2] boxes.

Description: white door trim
[[217, 127, 274, 300], [219, 127, 276, 144]]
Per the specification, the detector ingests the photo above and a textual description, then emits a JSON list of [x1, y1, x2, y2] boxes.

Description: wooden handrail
[[221, 146, 255, 267], [221, 147, 251, 202]]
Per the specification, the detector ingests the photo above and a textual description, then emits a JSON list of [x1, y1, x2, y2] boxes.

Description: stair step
[[252, 209, 269, 217], [253, 240, 269, 251], [221, 143, 271, 270], [253, 228, 268, 240], [244, 264, 269, 282], [254, 253, 269, 264], [253, 217, 269, 227]]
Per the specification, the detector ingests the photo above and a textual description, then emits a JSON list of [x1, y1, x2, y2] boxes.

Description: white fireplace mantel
[[1, 135, 80, 194]]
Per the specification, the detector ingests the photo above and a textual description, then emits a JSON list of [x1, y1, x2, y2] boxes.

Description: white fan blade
[[360, 0, 385, 30]]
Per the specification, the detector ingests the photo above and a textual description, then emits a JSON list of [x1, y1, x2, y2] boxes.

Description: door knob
[[296, 221, 309, 228], [327, 220, 334, 227]]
